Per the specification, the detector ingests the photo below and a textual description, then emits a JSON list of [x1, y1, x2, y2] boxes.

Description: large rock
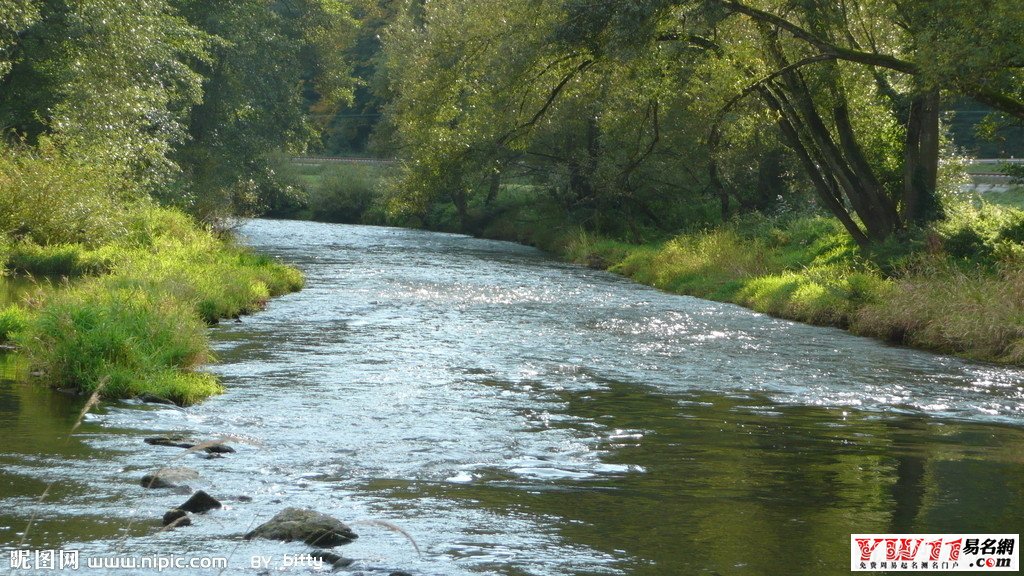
[[140, 467, 199, 489], [244, 508, 358, 547]]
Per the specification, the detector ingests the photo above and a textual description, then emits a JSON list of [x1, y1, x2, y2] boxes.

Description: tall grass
[[552, 205, 1024, 365], [9, 207, 303, 404], [1, 146, 304, 404]]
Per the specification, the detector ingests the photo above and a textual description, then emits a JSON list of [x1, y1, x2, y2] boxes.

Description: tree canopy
[[372, 0, 1024, 244]]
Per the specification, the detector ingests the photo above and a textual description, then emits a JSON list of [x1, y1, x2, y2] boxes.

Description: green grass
[[20, 284, 220, 403], [542, 206, 1024, 365], [975, 186, 1024, 210], [6, 243, 114, 277], [0, 144, 304, 405], [0, 305, 28, 344], [3, 206, 303, 405]]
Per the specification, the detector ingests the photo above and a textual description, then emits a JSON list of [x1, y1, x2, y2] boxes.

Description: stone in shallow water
[[310, 550, 353, 568], [140, 467, 199, 489], [144, 435, 196, 449], [177, 490, 222, 514], [162, 509, 191, 527], [244, 508, 358, 547]]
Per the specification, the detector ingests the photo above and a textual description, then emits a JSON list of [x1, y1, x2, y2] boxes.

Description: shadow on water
[[0, 355, 153, 547], [359, 379, 1024, 575]]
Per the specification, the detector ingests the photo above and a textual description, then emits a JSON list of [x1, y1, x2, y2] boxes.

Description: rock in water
[[244, 508, 358, 547], [310, 550, 354, 568], [162, 509, 191, 527], [140, 467, 199, 489], [144, 435, 196, 449], [177, 490, 222, 513], [204, 444, 235, 454]]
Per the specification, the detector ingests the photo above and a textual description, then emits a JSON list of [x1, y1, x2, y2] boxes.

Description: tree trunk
[[901, 88, 941, 225], [760, 85, 870, 246], [485, 167, 501, 206]]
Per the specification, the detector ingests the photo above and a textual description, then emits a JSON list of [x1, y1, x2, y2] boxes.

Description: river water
[[1, 219, 1023, 575]]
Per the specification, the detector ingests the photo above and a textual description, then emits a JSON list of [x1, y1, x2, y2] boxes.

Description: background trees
[[374, 0, 1024, 245], [0, 0, 355, 220]]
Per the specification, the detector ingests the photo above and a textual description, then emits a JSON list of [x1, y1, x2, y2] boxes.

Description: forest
[[3, 0, 1024, 405]]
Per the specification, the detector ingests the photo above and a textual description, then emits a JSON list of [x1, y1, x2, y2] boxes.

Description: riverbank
[[475, 202, 1024, 365], [279, 159, 1024, 365], [0, 208, 303, 405]]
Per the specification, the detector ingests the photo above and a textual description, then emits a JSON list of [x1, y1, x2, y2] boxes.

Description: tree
[[1, 0, 210, 186], [170, 0, 356, 219]]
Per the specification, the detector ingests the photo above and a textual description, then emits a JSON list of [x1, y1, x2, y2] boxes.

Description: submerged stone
[[310, 550, 354, 568], [140, 467, 199, 489], [144, 435, 196, 449], [162, 508, 191, 527], [244, 508, 358, 547]]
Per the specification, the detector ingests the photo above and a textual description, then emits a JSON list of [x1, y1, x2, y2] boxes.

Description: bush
[[0, 144, 133, 246], [307, 163, 386, 223]]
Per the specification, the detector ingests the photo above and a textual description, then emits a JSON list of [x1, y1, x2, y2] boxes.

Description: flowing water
[[1, 219, 1023, 575]]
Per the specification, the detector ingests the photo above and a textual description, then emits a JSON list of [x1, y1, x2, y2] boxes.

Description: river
[[1, 219, 1023, 575]]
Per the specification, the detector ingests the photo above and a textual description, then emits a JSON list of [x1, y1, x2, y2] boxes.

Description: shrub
[[0, 144, 133, 246], [308, 164, 385, 223]]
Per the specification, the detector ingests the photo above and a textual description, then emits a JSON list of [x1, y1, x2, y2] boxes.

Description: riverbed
[[1, 219, 1022, 575]]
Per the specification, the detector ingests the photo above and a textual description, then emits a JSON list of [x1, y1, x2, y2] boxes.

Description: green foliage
[[171, 0, 356, 221], [8, 204, 303, 403], [935, 201, 1024, 264], [280, 160, 389, 223], [6, 243, 113, 277], [1, 0, 211, 184], [0, 305, 28, 343], [0, 144, 134, 245], [19, 283, 220, 404]]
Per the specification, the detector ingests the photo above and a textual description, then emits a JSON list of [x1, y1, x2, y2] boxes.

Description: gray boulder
[[140, 467, 199, 489], [244, 508, 358, 547]]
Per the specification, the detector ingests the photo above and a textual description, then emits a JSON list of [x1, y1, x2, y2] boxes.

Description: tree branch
[[719, 0, 919, 75]]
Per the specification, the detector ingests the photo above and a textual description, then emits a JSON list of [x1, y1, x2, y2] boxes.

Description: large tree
[[557, 0, 1024, 244], [1, 0, 209, 185]]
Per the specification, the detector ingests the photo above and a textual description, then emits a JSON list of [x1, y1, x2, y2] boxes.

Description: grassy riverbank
[[281, 158, 1024, 364], [418, 179, 1024, 365], [0, 149, 303, 405], [487, 200, 1024, 365]]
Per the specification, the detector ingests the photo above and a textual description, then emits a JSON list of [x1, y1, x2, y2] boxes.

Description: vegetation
[[0, 137, 302, 406], [532, 200, 1024, 363], [278, 160, 391, 223], [3, 0, 1024, 399]]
